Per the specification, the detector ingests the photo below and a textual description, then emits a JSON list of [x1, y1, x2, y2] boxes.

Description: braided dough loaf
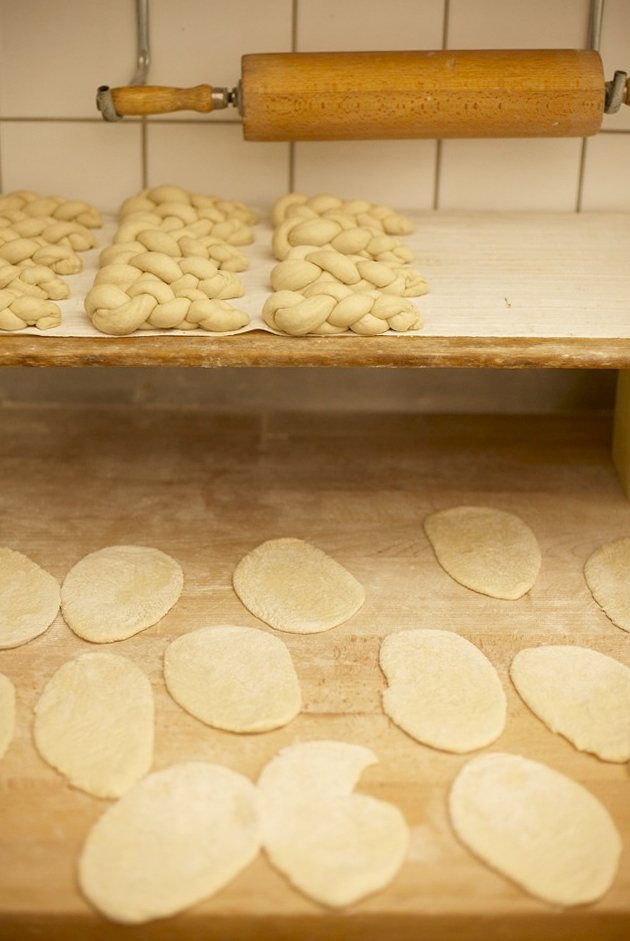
[[0, 230, 81, 275], [272, 193, 414, 235], [85, 251, 249, 335], [271, 246, 428, 298], [0, 290, 61, 330], [117, 185, 257, 246], [263, 282, 422, 336], [0, 261, 68, 301], [272, 215, 414, 263], [101, 227, 248, 273], [0, 190, 102, 228]]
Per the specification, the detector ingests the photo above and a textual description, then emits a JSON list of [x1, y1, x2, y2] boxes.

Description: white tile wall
[[294, 140, 437, 210], [0, 0, 627, 212], [146, 124, 290, 206], [439, 138, 583, 211], [296, 0, 445, 52], [0, 122, 142, 210]]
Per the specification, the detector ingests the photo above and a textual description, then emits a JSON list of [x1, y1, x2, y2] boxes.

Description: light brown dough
[[424, 506, 541, 600], [34, 652, 154, 798], [78, 762, 261, 924], [258, 740, 409, 908], [585, 537, 630, 633], [233, 538, 365, 634], [164, 625, 301, 733], [510, 645, 630, 762], [449, 753, 621, 907], [61, 545, 183, 643], [0, 547, 60, 648], [0, 672, 16, 761], [380, 629, 506, 752]]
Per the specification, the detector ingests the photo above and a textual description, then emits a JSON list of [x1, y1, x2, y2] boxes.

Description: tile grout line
[[288, 0, 299, 194], [0, 117, 244, 125], [432, 0, 450, 211]]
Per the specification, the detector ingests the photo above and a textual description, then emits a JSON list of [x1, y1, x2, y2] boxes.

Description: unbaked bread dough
[[584, 537, 630, 633], [233, 538, 365, 634], [61, 545, 183, 643], [78, 762, 261, 924], [258, 740, 409, 907], [34, 652, 154, 797], [424, 506, 541, 600], [164, 625, 301, 733], [380, 629, 506, 752], [0, 672, 16, 761], [0, 547, 60, 648], [510, 645, 630, 762], [449, 752, 621, 906]]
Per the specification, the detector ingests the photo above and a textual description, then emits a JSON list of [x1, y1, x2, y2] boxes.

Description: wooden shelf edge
[[2, 334, 630, 368]]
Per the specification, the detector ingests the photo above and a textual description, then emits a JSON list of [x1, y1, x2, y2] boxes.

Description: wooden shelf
[[3, 333, 630, 368], [1, 211, 629, 368], [0, 406, 628, 940]]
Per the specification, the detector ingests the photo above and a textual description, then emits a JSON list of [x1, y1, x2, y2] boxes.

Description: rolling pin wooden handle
[[109, 84, 219, 116]]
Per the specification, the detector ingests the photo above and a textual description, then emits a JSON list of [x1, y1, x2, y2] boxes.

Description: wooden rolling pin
[[98, 50, 629, 140]]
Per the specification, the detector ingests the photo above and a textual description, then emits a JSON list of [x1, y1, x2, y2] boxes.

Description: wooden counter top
[[0, 407, 628, 940]]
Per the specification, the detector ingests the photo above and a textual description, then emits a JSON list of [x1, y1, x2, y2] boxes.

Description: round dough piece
[[0, 672, 16, 761], [79, 762, 261, 924], [424, 506, 541, 601], [258, 740, 409, 908], [0, 547, 60, 649], [34, 652, 154, 798], [585, 537, 630, 633], [61, 545, 183, 643], [380, 629, 506, 752], [449, 753, 621, 907], [233, 538, 365, 634], [510, 645, 630, 762], [164, 625, 301, 733]]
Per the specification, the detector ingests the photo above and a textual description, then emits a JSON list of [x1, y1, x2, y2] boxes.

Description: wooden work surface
[[1, 211, 629, 368], [0, 406, 629, 940]]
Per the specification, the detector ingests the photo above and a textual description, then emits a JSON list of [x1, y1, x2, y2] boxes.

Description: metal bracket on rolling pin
[[605, 71, 628, 114], [97, 0, 149, 121]]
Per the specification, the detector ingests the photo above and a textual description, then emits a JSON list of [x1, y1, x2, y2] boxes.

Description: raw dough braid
[[0, 232, 81, 275], [0, 215, 96, 251], [115, 210, 254, 247], [101, 227, 248, 272], [272, 193, 414, 236], [271, 246, 429, 298], [0, 190, 102, 228], [120, 185, 258, 226], [263, 281, 421, 336], [272, 216, 414, 263], [85, 251, 249, 335], [0, 289, 60, 331], [0, 260, 69, 301]]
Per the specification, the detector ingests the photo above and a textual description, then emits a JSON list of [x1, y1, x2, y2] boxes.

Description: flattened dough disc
[[258, 740, 409, 907], [79, 762, 261, 924], [585, 537, 630, 634], [0, 547, 60, 649], [164, 625, 301, 733], [61, 545, 183, 643], [34, 652, 154, 798], [424, 506, 541, 600], [380, 629, 506, 752], [0, 672, 16, 761], [449, 753, 621, 907], [510, 645, 630, 762], [233, 538, 365, 634]]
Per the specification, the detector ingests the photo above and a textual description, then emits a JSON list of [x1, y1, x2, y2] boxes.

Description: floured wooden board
[[4, 211, 630, 356], [0, 407, 628, 940]]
